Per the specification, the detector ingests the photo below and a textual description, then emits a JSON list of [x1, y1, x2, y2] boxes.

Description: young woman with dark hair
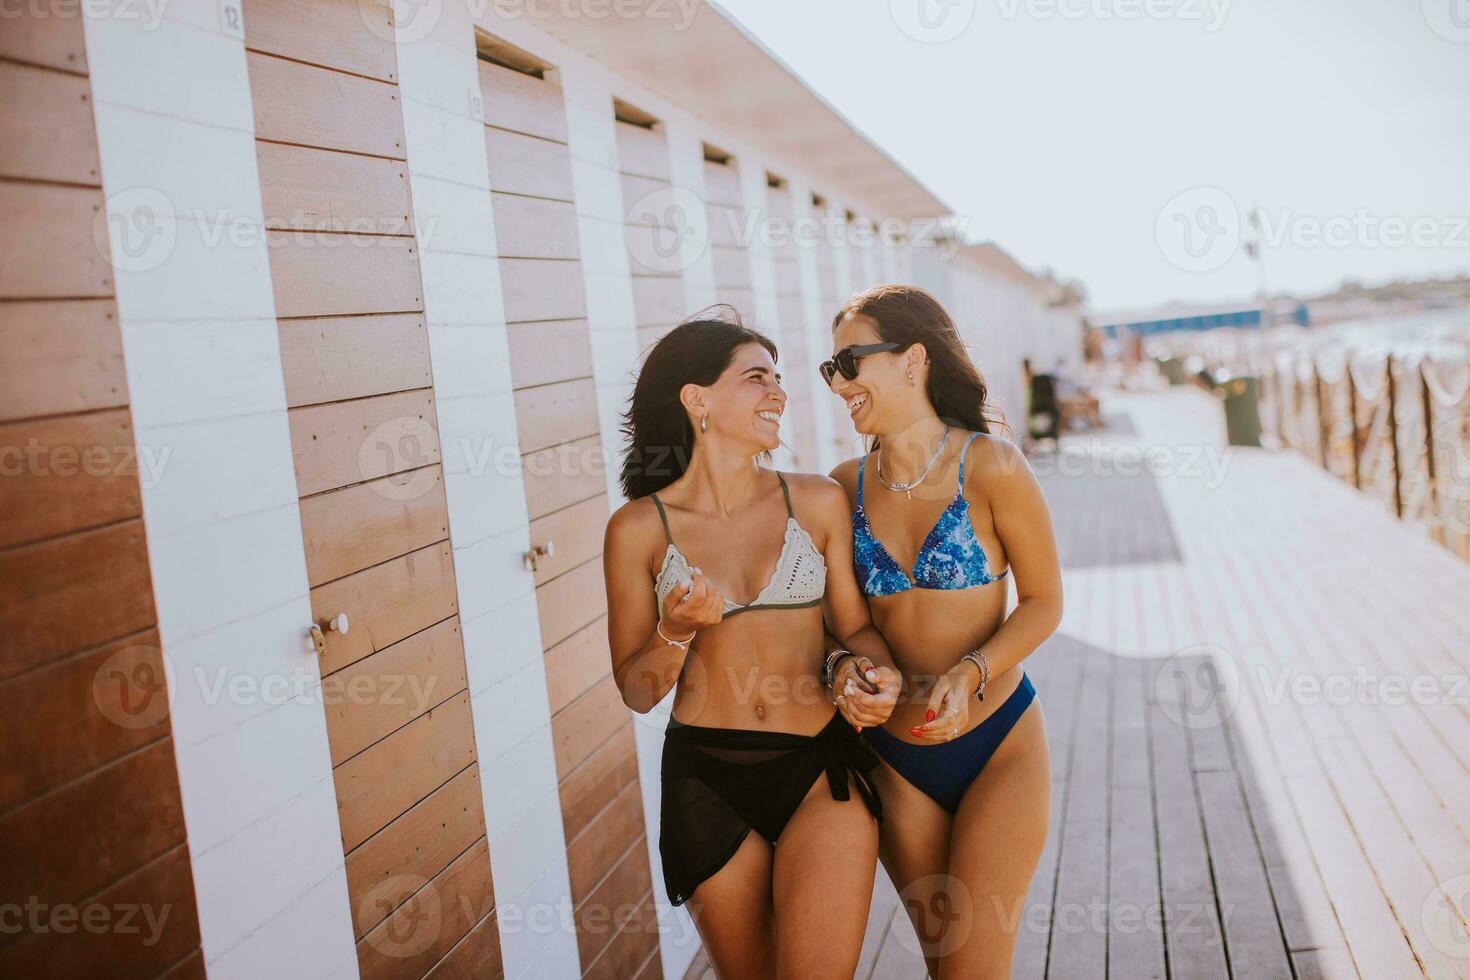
[[603, 309, 902, 978], [824, 284, 1063, 978]]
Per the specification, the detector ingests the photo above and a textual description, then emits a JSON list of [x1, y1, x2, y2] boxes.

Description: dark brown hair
[[832, 284, 1007, 444], [619, 307, 778, 499]]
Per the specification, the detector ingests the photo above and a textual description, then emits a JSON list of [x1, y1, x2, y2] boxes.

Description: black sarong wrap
[[659, 710, 883, 906]]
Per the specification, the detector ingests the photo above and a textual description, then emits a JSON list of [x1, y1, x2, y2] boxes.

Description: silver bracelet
[[823, 649, 856, 694], [961, 649, 990, 701], [656, 618, 695, 652]]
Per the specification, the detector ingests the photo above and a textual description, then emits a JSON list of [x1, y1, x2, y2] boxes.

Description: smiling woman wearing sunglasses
[[824, 284, 1063, 979], [604, 309, 903, 978]]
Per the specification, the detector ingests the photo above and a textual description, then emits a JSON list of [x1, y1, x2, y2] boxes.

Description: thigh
[[943, 702, 1051, 979], [771, 775, 880, 980], [686, 830, 776, 980], [871, 755, 955, 979]]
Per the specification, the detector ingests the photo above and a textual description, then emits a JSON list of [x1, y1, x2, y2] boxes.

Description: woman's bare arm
[[604, 502, 724, 713]]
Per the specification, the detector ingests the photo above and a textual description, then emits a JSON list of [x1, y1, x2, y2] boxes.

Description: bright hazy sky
[[715, 0, 1470, 311]]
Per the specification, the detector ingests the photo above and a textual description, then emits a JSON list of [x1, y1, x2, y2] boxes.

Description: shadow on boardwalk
[[688, 387, 1470, 980]]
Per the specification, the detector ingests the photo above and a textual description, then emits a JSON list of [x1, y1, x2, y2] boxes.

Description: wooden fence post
[[1386, 354, 1403, 518], [1421, 358, 1440, 541], [1314, 362, 1331, 471], [1346, 361, 1362, 489]]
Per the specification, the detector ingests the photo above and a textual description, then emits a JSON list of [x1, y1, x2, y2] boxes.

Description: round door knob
[[328, 613, 349, 634]]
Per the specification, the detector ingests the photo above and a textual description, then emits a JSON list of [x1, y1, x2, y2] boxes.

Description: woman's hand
[[658, 566, 725, 640], [910, 660, 980, 742], [832, 655, 901, 730]]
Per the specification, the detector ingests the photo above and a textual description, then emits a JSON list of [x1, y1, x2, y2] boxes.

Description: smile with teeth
[[758, 410, 781, 424], [845, 394, 868, 415]]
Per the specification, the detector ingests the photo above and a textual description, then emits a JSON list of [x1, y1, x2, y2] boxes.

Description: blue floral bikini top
[[853, 431, 1010, 597]]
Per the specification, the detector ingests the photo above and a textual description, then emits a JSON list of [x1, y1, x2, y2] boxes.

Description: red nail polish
[[854, 725, 862, 734], [925, 709, 936, 723], [909, 727, 925, 737]]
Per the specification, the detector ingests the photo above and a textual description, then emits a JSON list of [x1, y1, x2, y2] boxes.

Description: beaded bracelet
[[657, 618, 696, 652], [961, 649, 990, 701]]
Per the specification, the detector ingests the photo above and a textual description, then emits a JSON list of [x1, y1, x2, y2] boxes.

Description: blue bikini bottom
[[863, 673, 1037, 814]]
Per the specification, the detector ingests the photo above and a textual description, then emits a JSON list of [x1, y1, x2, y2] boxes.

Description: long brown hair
[[832, 284, 1007, 444], [619, 307, 778, 499]]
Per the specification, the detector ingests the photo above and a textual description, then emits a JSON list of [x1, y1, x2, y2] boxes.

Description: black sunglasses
[[819, 342, 903, 385]]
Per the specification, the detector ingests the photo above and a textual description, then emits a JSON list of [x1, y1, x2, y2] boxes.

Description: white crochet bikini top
[[651, 472, 826, 618]]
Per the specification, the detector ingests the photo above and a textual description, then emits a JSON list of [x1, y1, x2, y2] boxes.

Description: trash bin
[[1215, 373, 1262, 447]]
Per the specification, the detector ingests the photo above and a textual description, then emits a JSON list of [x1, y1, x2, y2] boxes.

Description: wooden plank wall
[[240, 2, 502, 976], [811, 197, 852, 459], [479, 53, 661, 980], [618, 115, 685, 358], [765, 179, 821, 469], [702, 152, 754, 320], [0, 16, 205, 979]]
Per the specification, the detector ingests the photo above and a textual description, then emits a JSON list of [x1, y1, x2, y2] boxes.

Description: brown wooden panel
[[529, 494, 608, 587], [356, 841, 495, 980], [324, 617, 466, 767], [499, 257, 587, 323], [512, 377, 598, 456], [311, 541, 459, 675], [615, 122, 669, 181], [0, 181, 111, 299], [278, 313, 431, 408], [0, 738, 186, 909], [559, 722, 638, 840], [0, 628, 167, 811], [584, 894, 659, 980], [289, 388, 440, 497], [267, 229, 421, 319], [707, 204, 746, 249], [566, 779, 645, 905], [477, 61, 567, 143], [711, 244, 752, 288], [552, 673, 628, 777], [345, 762, 484, 936], [619, 173, 668, 213], [505, 318, 593, 390], [334, 690, 476, 851], [535, 554, 607, 650], [521, 435, 606, 523], [0, 10, 86, 74], [243, 0, 398, 82], [702, 161, 741, 207], [0, 408, 143, 549], [491, 193, 579, 260], [256, 140, 411, 234], [0, 845, 201, 980], [773, 259, 801, 299], [160, 951, 207, 980], [485, 126, 572, 201], [248, 51, 405, 158], [714, 287, 755, 319], [545, 618, 611, 717], [0, 61, 100, 185], [424, 908, 503, 980], [0, 520, 154, 679], [630, 275, 685, 330], [0, 299, 126, 422], [574, 837, 653, 967], [299, 465, 449, 586]]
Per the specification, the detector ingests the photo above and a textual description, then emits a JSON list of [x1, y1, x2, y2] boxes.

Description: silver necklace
[[876, 426, 950, 500]]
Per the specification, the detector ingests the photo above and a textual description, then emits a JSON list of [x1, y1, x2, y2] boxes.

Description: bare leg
[[686, 831, 776, 979], [771, 777, 880, 980], [942, 704, 1051, 979], [871, 757, 955, 979]]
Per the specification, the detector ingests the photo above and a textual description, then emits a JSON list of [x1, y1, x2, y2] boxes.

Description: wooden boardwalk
[[686, 386, 1470, 980]]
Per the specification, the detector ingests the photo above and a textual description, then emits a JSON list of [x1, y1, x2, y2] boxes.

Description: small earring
[[699, 415, 708, 433], [907, 372, 916, 389]]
